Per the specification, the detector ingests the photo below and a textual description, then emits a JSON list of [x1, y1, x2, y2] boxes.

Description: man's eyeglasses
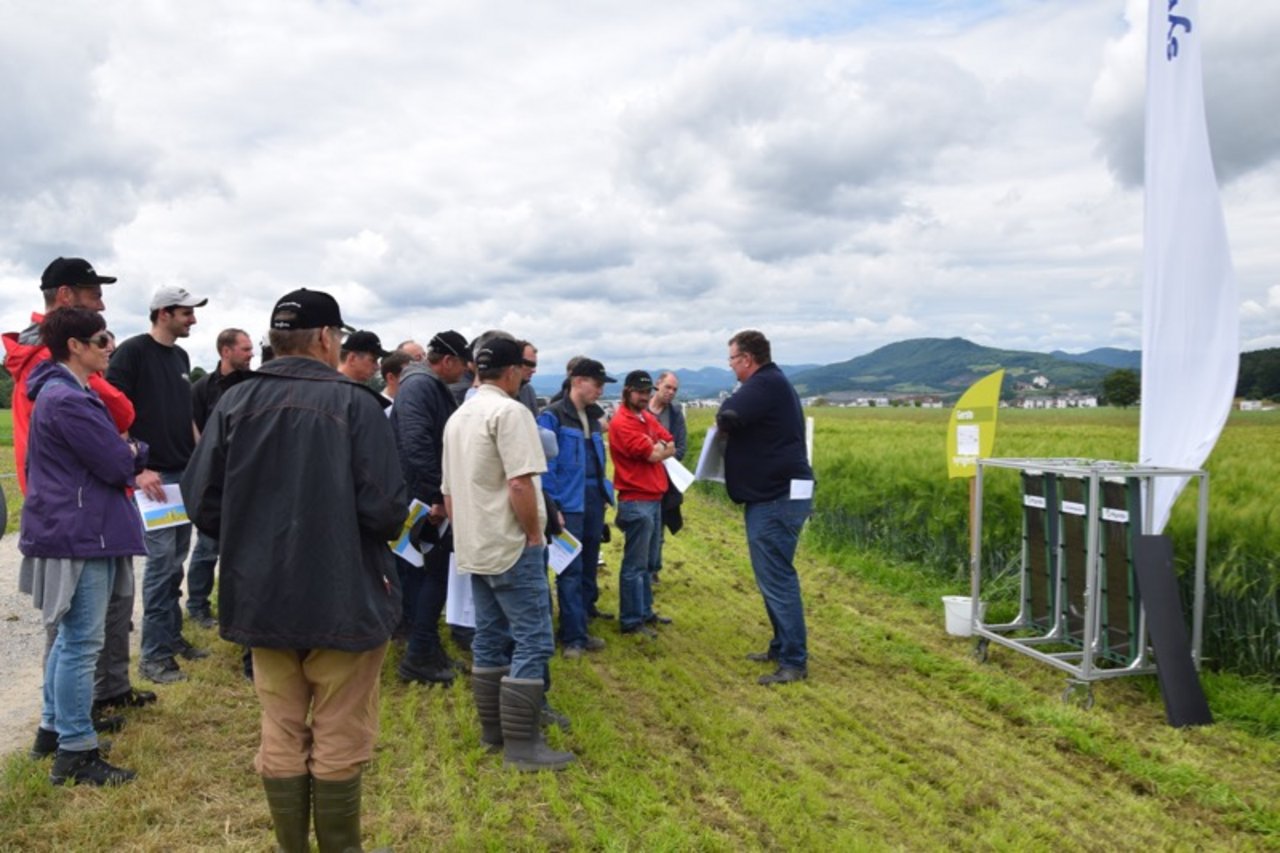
[[78, 333, 112, 349]]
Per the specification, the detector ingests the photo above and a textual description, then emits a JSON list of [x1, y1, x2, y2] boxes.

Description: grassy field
[[2, 489, 1278, 850]]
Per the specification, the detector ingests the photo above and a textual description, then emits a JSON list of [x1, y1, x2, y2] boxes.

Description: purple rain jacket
[[18, 359, 148, 559]]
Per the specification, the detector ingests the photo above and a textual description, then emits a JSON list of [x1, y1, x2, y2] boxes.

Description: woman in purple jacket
[[19, 307, 147, 786]]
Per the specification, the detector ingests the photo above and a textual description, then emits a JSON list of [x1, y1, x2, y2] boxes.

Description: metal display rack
[[967, 458, 1209, 707]]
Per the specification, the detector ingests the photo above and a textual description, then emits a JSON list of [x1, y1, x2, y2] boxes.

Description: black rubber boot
[[49, 748, 135, 786], [262, 774, 311, 853], [499, 677, 575, 772], [471, 666, 508, 751], [313, 773, 364, 853]]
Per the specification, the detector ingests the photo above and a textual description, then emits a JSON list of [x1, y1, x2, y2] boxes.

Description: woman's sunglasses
[[78, 333, 112, 349]]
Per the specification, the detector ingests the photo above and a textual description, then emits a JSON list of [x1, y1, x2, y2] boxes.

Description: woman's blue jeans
[[42, 558, 116, 751]]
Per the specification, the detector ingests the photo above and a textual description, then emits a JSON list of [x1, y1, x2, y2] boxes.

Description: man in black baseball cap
[[339, 330, 388, 384], [537, 356, 617, 656], [183, 287, 407, 850], [41, 257, 118, 290], [389, 327, 474, 686]]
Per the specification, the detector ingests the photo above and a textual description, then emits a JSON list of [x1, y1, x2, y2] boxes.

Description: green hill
[[789, 337, 1112, 397]]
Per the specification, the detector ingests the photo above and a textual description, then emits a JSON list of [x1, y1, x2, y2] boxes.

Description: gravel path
[[0, 531, 146, 757], [0, 531, 47, 756]]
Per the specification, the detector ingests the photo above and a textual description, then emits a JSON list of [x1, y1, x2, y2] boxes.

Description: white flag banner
[[1140, 0, 1239, 533]]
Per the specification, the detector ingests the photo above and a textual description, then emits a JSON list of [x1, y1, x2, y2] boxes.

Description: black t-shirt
[[191, 366, 250, 433], [106, 334, 195, 471]]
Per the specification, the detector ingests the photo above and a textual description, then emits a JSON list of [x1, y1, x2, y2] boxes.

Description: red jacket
[[4, 312, 135, 494], [607, 404, 672, 502]]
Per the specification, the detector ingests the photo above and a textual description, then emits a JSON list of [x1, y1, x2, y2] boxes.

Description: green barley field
[[691, 405, 1278, 679]]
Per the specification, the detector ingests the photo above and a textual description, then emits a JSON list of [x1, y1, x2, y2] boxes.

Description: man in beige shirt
[[441, 333, 574, 772]]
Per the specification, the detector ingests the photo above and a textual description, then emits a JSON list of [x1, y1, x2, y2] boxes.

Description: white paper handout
[[663, 457, 696, 493], [694, 425, 726, 483], [445, 553, 475, 628], [135, 484, 190, 531], [388, 499, 431, 567], [955, 424, 981, 457], [789, 479, 814, 500], [546, 529, 583, 575]]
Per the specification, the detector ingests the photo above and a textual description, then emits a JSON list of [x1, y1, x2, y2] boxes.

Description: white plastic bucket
[[941, 595, 986, 637]]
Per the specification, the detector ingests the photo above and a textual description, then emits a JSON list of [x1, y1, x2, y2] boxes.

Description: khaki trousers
[[252, 644, 387, 781]]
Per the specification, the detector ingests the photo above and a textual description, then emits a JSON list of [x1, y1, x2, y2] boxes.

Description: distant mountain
[[1050, 347, 1141, 370], [521, 340, 1266, 404], [788, 337, 1113, 398]]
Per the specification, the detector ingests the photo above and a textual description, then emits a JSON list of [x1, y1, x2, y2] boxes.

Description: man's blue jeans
[[616, 499, 660, 630], [42, 558, 116, 751], [140, 470, 193, 662], [579, 481, 606, 616], [557, 512, 590, 647], [744, 496, 812, 670], [186, 531, 218, 617], [470, 545, 555, 681]]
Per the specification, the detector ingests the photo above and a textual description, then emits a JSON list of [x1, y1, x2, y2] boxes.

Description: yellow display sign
[[947, 369, 1004, 479]]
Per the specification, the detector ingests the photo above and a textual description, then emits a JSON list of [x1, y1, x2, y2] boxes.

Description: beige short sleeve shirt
[[442, 384, 548, 575]]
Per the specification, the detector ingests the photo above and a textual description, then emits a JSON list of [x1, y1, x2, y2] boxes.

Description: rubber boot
[[499, 676, 575, 772], [313, 772, 365, 853], [262, 774, 311, 853], [471, 666, 508, 751]]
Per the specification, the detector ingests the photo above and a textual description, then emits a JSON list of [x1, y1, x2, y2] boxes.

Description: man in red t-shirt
[[607, 370, 676, 637], [2, 257, 156, 730]]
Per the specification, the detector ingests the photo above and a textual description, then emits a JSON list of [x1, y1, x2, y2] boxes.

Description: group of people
[[4, 257, 816, 852]]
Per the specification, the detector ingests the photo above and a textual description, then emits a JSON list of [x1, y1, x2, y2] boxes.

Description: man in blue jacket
[[536, 358, 616, 657], [716, 330, 815, 686]]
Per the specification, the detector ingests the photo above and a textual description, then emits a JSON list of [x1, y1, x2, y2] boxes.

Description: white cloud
[[2, 0, 1277, 373]]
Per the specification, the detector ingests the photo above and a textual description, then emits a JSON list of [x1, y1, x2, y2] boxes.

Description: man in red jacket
[[607, 370, 677, 637], [3, 258, 134, 492], [1, 257, 156, 736]]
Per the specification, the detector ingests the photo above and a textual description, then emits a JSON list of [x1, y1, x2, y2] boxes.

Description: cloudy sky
[[3, 0, 1278, 372]]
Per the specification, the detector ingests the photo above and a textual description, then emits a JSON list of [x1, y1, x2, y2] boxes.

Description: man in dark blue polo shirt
[[716, 330, 815, 685]]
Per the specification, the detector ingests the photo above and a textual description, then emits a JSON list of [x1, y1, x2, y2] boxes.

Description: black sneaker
[[745, 650, 777, 663], [587, 609, 615, 621], [92, 713, 126, 734], [621, 624, 658, 639], [758, 666, 808, 686], [139, 656, 187, 684], [645, 613, 673, 625], [93, 687, 158, 715], [50, 748, 136, 787], [176, 637, 211, 660], [397, 654, 455, 686], [30, 727, 58, 760], [187, 611, 217, 630]]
